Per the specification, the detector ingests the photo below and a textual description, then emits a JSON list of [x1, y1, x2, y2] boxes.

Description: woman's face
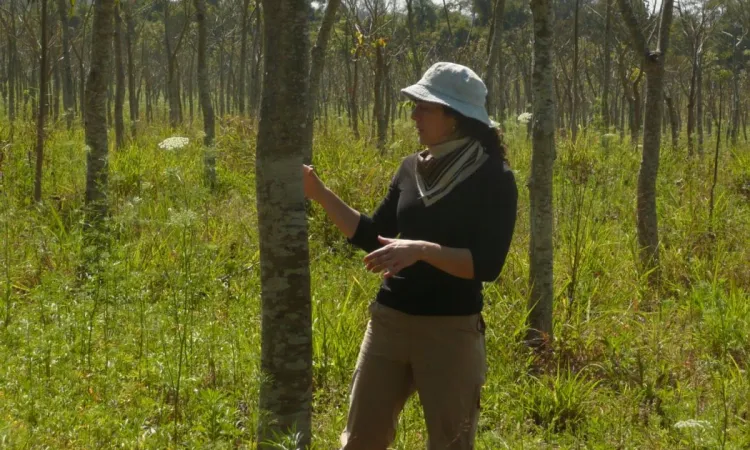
[[410, 101, 457, 147]]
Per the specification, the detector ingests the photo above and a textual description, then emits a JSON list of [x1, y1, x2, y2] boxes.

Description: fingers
[[365, 253, 394, 272], [363, 247, 387, 264], [364, 238, 412, 277], [377, 235, 394, 245], [368, 260, 400, 277], [364, 248, 401, 277]]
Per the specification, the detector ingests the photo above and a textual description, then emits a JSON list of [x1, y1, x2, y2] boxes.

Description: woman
[[303, 62, 517, 449]]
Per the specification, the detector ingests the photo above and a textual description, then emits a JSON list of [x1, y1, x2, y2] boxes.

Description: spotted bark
[[527, 0, 556, 346], [84, 0, 114, 224]]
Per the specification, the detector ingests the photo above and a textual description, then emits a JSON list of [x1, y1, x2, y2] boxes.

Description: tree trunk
[[78, 21, 86, 119], [388, 67, 395, 141], [250, 0, 264, 117], [405, 0, 422, 80], [219, 46, 225, 117], [730, 61, 740, 147], [303, 0, 341, 163], [107, 78, 113, 127], [195, 0, 216, 188], [571, 0, 580, 142], [665, 91, 679, 149], [114, 2, 125, 149], [686, 37, 700, 156], [126, 3, 138, 138], [484, 0, 506, 121], [374, 45, 387, 151], [57, 0, 75, 130], [602, 0, 612, 129], [618, 0, 674, 286], [7, 28, 15, 124], [34, 0, 49, 203], [164, 0, 181, 129], [53, 42, 61, 121], [350, 44, 360, 139], [187, 51, 194, 123], [84, 0, 114, 224], [256, 0, 312, 447], [527, 0, 556, 347], [632, 71, 643, 144], [696, 51, 703, 153], [226, 40, 234, 115], [709, 86, 723, 229], [238, 0, 252, 115]]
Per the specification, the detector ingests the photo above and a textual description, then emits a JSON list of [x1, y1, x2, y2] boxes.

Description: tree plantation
[[0, 0, 749, 448]]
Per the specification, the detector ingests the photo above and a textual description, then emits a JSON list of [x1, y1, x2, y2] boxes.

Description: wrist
[[418, 241, 435, 262]]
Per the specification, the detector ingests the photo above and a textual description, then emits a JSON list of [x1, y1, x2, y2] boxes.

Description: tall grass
[[0, 116, 748, 448]]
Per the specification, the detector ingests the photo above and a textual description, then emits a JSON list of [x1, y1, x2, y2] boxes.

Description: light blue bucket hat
[[401, 62, 491, 127]]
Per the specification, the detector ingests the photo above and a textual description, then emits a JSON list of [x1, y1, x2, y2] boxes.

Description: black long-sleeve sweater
[[348, 150, 518, 316]]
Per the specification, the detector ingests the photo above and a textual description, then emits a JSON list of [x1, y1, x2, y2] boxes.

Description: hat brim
[[401, 83, 491, 127]]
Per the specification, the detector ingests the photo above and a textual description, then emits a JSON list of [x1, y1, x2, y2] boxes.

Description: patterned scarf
[[415, 137, 488, 207]]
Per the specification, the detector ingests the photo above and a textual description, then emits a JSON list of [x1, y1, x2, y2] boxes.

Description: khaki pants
[[340, 302, 487, 450]]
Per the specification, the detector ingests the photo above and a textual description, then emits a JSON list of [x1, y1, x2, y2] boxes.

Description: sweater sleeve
[[347, 162, 403, 253], [470, 167, 518, 282]]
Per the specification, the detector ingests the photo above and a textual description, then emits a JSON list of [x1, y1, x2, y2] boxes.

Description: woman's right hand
[[302, 164, 326, 202]]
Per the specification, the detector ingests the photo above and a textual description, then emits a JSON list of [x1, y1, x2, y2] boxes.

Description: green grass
[[0, 113, 749, 448]]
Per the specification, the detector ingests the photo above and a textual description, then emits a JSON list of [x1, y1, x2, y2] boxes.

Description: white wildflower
[[674, 419, 710, 430], [167, 208, 198, 228], [158, 136, 189, 150], [517, 112, 533, 124]]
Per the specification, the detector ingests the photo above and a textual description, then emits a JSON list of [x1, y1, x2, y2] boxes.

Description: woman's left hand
[[364, 236, 424, 278]]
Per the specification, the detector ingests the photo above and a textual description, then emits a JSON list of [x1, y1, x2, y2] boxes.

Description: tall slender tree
[[304, 0, 341, 163], [125, 0, 138, 138], [114, 2, 125, 149], [84, 0, 115, 225], [405, 0, 423, 81], [618, 0, 675, 285], [571, 0, 580, 142], [255, 0, 313, 446], [194, 0, 215, 188], [163, 0, 189, 129], [56, 0, 74, 130], [602, 0, 612, 129], [33, 0, 49, 203], [484, 0, 507, 121], [238, 0, 252, 116], [527, 0, 556, 346]]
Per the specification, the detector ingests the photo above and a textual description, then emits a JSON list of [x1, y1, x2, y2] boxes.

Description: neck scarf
[[415, 137, 488, 207]]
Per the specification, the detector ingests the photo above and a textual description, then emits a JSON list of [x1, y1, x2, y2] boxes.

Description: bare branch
[[617, 0, 649, 57]]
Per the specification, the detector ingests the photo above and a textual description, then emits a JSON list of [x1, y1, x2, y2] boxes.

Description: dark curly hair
[[442, 106, 507, 162]]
